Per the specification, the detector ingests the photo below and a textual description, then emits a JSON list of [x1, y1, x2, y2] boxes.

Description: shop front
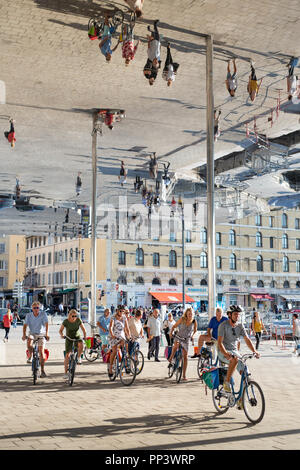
[[149, 291, 195, 308], [250, 291, 274, 311], [279, 293, 300, 311]]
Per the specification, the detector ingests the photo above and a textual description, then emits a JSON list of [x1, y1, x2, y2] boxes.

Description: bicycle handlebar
[[64, 335, 84, 342]]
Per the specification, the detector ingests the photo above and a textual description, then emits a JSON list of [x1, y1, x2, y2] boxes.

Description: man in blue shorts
[[191, 307, 227, 358], [97, 308, 111, 345], [99, 15, 120, 62]]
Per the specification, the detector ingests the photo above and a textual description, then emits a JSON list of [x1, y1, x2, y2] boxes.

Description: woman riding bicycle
[[59, 309, 87, 379], [108, 306, 131, 378], [168, 307, 197, 381]]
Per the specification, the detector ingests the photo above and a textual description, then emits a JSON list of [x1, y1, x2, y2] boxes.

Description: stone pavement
[[0, 324, 300, 451]]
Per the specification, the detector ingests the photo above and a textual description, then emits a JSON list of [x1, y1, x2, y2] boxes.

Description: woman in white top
[[292, 313, 300, 353], [163, 312, 176, 346]]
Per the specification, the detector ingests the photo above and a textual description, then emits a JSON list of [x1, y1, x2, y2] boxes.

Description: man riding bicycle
[[217, 305, 259, 393], [22, 301, 49, 378]]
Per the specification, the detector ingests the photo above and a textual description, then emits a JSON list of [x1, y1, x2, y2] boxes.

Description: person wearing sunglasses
[[59, 309, 87, 379], [217, 305, 259, 395], [22, 301, 49, 377]]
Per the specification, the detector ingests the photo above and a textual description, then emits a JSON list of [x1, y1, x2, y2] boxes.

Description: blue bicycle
[[128, 337, 144, 375], [167, 334, 187, 383], [107, 340, 137, 386], [197, 340, 218, 380], [212, 353, 265, 424]]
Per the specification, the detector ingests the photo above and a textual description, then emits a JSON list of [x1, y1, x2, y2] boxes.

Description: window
[[70, 248, 73, 262], [296, 261, 300, 273], [269, 237, 274, 249], [282, 213, 288, 228], [257, 280, 264, 288], [81, 249, 85, 263], [74, 270, 78, 283], [136, 277, 144, 285], [42, 253, 45, 265], [64, 249, 68, 262], [169, 250, 177, 267], [200, 227, 207, 244], [282, 234, 288, 249], [200, 279, 208, 285], [255, 214, 262, 226], [200, 252, 207, 268], [230, 253, 236, 270], [185, 230, 192, 243], [296, 218, 300, 230], [152, 277, 161, 285], [257, 255, 263, 272], [270, 259, 275, 272], [136, 248, 144, 266], [216, 232, 222, 245], [230, 279, 237, 286], [169, 278, 177, 286], [153, 253, 160, 267], [118, 251, 126, 265], [69, 270, 73, 283], [270, 280, 276, 288], [185, 278, 193, 286], [169, 232, 176, 242], [296, 239, 300, 250], [216, 256, 222, 269], [283, 256, 289, 272], [229, 229, 236, 246], [186, 254, 192, 268], [283, 280, 290, 289], [269, 216, 274, 227], [117, 275, 127, 285], [0, 243, 5, 254], [256, 232, 262, 247], [296, 280, 300, 288]]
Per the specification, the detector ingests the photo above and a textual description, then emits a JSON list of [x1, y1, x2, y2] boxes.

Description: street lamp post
[[90, 110, 98, 335]]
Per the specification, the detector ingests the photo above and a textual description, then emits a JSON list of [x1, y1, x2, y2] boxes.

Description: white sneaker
[[63, 373, 68, 380], [27, 358, 32, 363], [77, 358, 82, 365]]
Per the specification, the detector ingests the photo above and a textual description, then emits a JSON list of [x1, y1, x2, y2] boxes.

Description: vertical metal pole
[[91, 111, 98, 334], [182, 207, 185, 312], [206, 35, 216, 320]]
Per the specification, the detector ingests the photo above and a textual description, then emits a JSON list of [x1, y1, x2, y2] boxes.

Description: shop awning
[[59, 288, 77, 294], [280, 294, 300, 301], [149, 292, 195, 303], [251, 294, 274, 301]]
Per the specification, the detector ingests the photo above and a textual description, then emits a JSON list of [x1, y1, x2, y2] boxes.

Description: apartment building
[[0, 235, 26, 307]]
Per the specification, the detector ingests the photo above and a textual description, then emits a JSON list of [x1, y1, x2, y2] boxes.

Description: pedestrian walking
[[251, 311, 267, 350], [162, 43, 179, 87], [119, 161, 127, 186], [214, 109, 221, 141], [149, 152, 158, 179], [76, 172, 82, 196], [163, 312, 176, 347], [122, 22, 139, 66], [123, 0, 144, 18], [147, 309, 161, 361], [99, 14, 120, 62], [247, 61, 262, 102], [4, 118, 16, 147], [225, 58, 238, 97], [3, 309, 13, 342], [287, 57, 299, 101], [292, 313, 300, 354]]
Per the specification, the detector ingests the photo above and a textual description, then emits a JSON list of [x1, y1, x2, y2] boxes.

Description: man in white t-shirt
[[225, 59, 237, 97], [124, 0, 144, 18]]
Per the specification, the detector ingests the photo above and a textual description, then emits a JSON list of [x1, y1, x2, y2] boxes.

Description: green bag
[[202, 367, 220, 390]]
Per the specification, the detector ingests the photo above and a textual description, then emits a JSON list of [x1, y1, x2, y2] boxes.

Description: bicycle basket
[[202, 367, 219, 390]]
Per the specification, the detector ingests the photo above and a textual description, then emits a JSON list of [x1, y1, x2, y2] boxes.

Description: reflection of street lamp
[[178, 195, 185, 312]]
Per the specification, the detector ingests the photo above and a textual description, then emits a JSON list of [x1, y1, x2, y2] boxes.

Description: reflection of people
[[122, 23, 139, 66], [162, 43, 179, 87], [99, 15, 119, 62], [225, 59, 237, 97], [287, 57, 299, 101], [247, 61, 262, 101], [119, 161, 127, 186], [76, 172, 82, 196], [124, 0, 144, 18], [149, 152, 158, 179], [144, 20, 161, 86], [214, 109, 221, 141], [4, 118, 16, 147]]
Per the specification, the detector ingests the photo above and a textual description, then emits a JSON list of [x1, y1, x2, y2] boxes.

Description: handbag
[[202, 367, 220, 390]]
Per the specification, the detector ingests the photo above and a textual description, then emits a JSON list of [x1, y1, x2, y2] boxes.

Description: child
[[4, 118, 16, 147]]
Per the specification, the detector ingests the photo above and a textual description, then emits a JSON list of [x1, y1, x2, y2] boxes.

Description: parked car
[[18, 307, 32, 322]]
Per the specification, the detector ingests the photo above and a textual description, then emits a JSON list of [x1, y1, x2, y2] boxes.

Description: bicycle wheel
[[197, 356, 211, 380], [167, 361, 174, 378], [84, 347, 99, 362], [175, 356, 183, 383], [68, 354, 76, 386], [119, 357, 136, 386], [107, 357, 117, 381], [242, 380, 265, 424], [112, 9, 124, 26], [32, 355, 39, 385], [133, 350, 144, 375], [212, 385, 230, 414]]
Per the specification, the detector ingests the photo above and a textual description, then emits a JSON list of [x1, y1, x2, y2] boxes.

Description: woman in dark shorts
[[59, 309, 87, 379]]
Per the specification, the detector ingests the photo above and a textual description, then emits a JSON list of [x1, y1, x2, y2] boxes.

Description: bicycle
[[88, 9, 124, 40], [120, 11, 136, 42], [167, 334, 187, 383], [64, 336, 82, 386], [107, 339, 137, 386], [211, 353, 265, 424], [128, 337, 144, 375], [197, 340, 218, 380], [84, 333, 102, 362], [27, 335, 46, 385]]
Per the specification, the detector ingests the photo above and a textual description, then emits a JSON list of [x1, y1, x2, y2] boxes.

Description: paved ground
[[0, 324, 299, 451]]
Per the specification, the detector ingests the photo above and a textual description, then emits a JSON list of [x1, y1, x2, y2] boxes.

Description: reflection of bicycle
[[167, 334, 187, 383], [120, 11, 136, 41], [129, 337, 144, 375], [212, 353, 265, 424], [107, 340, 137, 386], [64, 335, 81, 386], [88, 10, 124, 39], [197, 340, 218, 380]]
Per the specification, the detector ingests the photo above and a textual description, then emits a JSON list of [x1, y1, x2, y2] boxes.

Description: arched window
[[169, 250, 177, 267], [200, 252, 207, 268], [282, 234, 288, 249], [244, 280, 251, 288], [270, 280, 277, 288], [117, 275, 127, 285], [256, 232, 262, 247], [270, 259, 275, 272], [136, 248, 144, 266], [283, 280, 290, 289], [296, 281, 300, 288], [283, 256, 289, 272], [230, 279, 237, 286], [153, 252, 160, 267], [185, 278, 193, 286], [185, 254, 192, 268], [216, 279, 223, 286], [282, 213, 288, 228], [118, 250, 126, 265], [200, 227, 207, 244], [216, 256, 222, 269], [169, 278, 177, 286], [152, 277, 161, 285], [257, 280, 264, 288], [229, 253, 236, 270], [135, 277, 144, 285], [257, 255, 263, 272], [200, 279, 208, 285], [229, 229, 236, 246]]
